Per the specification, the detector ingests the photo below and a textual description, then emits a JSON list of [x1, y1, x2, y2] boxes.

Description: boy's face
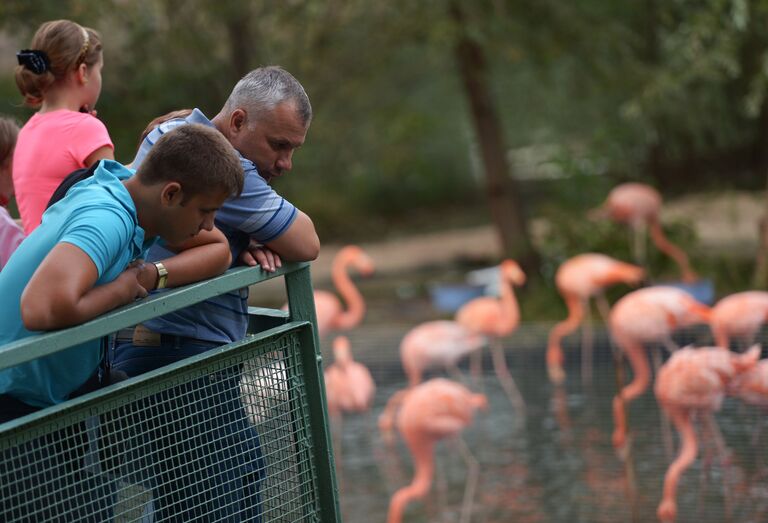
[[161, 189, 228, 245]]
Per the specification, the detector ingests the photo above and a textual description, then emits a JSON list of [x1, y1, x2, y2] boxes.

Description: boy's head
[[134, 124, 243, 244]]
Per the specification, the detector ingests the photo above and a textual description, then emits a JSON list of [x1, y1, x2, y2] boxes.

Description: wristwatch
[[153, 261, 168, 289]]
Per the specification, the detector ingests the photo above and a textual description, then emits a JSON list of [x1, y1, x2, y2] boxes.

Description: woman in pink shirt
[[13, 19, 113, 234]]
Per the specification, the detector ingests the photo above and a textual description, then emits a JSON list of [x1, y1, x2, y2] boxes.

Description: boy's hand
[[130, 260, 159, 292], [239, 239, 282, 272], [117, 265, 150, 301]]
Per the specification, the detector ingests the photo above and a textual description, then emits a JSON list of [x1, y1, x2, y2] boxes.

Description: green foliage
[[1, 0, 767, 264]]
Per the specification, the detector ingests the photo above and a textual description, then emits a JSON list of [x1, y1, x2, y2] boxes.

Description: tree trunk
[[753, 97, 768, 289], [449, 2, 540, 271], [224, 6, 254, 79]]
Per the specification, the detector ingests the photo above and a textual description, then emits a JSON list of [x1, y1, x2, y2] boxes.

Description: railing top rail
[[0, 262, 308, 371]]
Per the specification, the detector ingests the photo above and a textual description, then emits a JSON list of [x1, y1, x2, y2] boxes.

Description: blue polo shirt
[[133, 109, 298, 343], [0, 161, 151, 407]]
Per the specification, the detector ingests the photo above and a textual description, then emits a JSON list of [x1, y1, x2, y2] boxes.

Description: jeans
[[111, 338, 265, 522]]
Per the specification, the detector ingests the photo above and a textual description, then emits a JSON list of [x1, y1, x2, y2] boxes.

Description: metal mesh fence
[[0, 328, 323, 523]]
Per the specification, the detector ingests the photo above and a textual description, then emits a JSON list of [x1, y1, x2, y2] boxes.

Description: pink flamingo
[[323, 335, 376, 478], [654, 346, 759, 522], [313, 245, 374, 338], [386, 378, 487, 523], [609, 286, 712, 451], [546, 253, 644, 385], [379, 321, 486, 444], [597, 182, 698, 283], [729, 353, 768, 407], [399, 320, 487, 388], [455, 259, 526, 414], [710, 291, 768, 350], [729, 352, 768, 448], [324, 335, 376, 418]]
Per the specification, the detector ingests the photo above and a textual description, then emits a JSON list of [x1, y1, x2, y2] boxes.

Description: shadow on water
[[326, 325, 768, 523]]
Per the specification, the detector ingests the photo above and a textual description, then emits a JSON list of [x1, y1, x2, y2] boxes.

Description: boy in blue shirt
[[0, 123, 243, 522], [0, 123, 243, 419]]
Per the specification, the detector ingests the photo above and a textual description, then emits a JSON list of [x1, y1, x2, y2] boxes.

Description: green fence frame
[[0, 263, 341, 522]]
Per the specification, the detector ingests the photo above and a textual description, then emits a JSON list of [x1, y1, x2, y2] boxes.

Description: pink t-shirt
[[13, 110, 113, 234], [0, 206, 24, 270]]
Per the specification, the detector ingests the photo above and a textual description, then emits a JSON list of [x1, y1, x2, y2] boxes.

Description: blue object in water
[[428, 283, 486, 313], [654, 279, 715, 305]]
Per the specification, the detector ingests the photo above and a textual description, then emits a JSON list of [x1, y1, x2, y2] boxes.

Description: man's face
[[229, 102, 308, 183], [162, 189, 228, 246]]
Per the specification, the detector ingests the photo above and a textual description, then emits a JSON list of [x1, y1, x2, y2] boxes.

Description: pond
[[325, 325, 768, 523]]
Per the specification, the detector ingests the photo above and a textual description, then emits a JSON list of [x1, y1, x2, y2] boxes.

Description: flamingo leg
[[703, 413, 733, 522], [447, 362, 471, 387], [469, 348, 483, 385], [581, 300, 594, 386], [490, 338, 526, 418], [551, 385, 572, 436], [608, 335, 639, 516], [632, 220, 648, 270], [455, 436, 479, 523], [595, 293, 611, 326], [652, 344, 675, 460], [662, 338, 680, 354]]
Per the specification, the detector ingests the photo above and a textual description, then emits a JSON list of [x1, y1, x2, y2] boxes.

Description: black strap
[[45, 160, 101, 210]]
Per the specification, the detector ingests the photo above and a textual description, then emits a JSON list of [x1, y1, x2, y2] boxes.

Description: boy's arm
[[136, 227, 233, 292], [21, 243, 148, 331]]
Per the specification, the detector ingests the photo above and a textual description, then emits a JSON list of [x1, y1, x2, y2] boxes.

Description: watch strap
[[153, 261, 168, 289]]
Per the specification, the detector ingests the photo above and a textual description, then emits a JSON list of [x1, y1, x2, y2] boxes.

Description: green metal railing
[[0, 263, 340, 522]]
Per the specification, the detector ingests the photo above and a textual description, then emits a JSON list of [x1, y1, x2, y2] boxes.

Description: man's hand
[[239, 239, 282, 272]]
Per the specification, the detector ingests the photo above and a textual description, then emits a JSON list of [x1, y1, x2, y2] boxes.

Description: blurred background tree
[[1, 0, 767, 289]]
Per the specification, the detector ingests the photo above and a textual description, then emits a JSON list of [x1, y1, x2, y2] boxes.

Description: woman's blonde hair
[[15, 20, 103, 109]]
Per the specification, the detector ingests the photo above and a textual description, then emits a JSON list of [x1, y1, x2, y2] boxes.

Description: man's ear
[[160, 181, 183, 206], [230, 109, 247, 135]]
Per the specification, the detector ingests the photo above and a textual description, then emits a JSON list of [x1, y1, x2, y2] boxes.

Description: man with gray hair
[[111, 66, 320, 521]]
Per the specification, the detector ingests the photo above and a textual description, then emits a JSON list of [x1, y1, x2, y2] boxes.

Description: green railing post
[[285, 264, 342, 522]]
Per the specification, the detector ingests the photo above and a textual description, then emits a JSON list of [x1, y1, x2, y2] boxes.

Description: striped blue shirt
[[134, 109, 297, 343]]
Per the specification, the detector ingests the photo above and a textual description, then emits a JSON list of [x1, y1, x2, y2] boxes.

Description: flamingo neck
[[548, 294, 585, 351], [546, 294, 585, 383], [332, 257, 366, 330], [497, 275, 520, 333], [387, 437, 435, 523], [333, 346, 353, 367], [649, 219, 697, 283], [712, 326, 730, 350], [617, 338, 651, 401], [658, 409, 698, 522]]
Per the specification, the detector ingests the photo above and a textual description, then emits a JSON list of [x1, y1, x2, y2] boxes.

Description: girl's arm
[[84, 145, 114, 167]]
